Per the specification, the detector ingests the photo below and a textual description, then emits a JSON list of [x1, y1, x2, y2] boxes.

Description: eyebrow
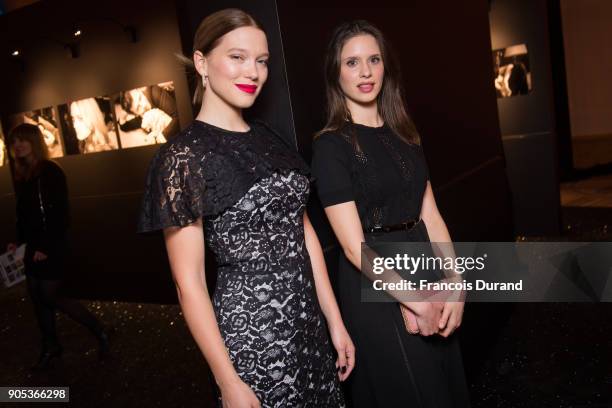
[[342, 53, 381, 61], [227, 47, 270, 58]]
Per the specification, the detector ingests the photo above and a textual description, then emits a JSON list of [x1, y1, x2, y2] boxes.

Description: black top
[[311, 122, 429, 230], [137, 119, 310, 233], [15, 159, 70, 253]]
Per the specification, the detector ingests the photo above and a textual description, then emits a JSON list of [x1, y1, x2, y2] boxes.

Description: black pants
[[26, 276, 103, 351]]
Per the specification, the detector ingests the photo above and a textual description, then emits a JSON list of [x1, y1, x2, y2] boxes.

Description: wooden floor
[[561, 174, 612, 207]]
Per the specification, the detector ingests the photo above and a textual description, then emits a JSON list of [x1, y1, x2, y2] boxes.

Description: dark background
[[2, 0, 608, 405], [1, 0, 519, 303]]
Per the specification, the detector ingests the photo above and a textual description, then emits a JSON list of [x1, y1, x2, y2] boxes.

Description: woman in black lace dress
[[311, 21, 471, 407], [138, 9, 352, 408]]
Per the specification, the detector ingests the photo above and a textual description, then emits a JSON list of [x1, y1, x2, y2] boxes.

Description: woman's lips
[[235, 84, 257, 94], [358, 83, 374, 93]]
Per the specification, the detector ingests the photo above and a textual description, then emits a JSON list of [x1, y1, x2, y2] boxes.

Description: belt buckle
[[370, 225, 384, 233]]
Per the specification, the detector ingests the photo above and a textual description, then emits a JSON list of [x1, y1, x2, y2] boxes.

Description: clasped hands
[[402, 300, 464, 337], [401, 275, 465, 337]]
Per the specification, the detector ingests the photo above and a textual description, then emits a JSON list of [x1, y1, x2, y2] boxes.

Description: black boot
[[31, 345, 63, 370]]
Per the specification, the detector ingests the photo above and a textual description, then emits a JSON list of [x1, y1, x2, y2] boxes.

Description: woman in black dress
[[311, 21, 471, 407], [137, 9, 353, 407], [6, 123, 109, 369]]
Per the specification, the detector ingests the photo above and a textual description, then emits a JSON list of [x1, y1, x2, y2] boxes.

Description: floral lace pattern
[[330, 123, 427, 230], [211, 171, 344, 407], [137, 121, 344, 407], [137, 120, 310, 232]]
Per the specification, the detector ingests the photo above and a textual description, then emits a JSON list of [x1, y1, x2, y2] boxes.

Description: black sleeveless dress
[[138, 120, 344, 407], [312, 122, 471, 408]]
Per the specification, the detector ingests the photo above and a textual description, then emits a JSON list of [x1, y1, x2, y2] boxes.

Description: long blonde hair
[[70, 98, 112, 152]]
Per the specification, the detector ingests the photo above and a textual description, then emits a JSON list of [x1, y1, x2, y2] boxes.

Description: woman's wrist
[[401, 301, 427, 316], [324, 312, 345, 333], [216, 371, 242, 389]]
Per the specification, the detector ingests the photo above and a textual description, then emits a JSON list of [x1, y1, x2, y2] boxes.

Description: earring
[[202, 75, 208, 87]]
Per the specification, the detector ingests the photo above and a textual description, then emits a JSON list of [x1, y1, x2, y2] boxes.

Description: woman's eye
[[371, 56, 381, 64], [346, 59, 357, 67], [230, 55, 245, 61], [257, 59, 269, 66]]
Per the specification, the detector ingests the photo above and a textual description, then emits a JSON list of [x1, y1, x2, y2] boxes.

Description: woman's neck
[[15, 155, 39, 181], [20, 154, 36, 167], [195, 90, 250, 132], [346, 98, 383, 127]]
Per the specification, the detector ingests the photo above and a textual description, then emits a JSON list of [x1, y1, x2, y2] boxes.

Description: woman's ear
[[193, 51, 208, 79]]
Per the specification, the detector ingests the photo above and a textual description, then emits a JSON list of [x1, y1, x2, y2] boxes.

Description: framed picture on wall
[[112, 81, 178, 149], [58, 96, 120, 155], [2, 107, 65, 159], [0, 125, 6, 167], [493, 43, 532, 98]]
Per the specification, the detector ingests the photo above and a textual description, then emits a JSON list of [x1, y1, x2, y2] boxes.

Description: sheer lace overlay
[[137, 120, 310, 233]]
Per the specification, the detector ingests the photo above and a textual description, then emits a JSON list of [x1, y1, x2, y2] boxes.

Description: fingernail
[[341, 366, 346, 374]]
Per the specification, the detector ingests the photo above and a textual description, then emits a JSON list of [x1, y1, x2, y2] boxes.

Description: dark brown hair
[[178, 8, 264, 105], [7, 123, 49, 181], [316, 20, 420, 145]]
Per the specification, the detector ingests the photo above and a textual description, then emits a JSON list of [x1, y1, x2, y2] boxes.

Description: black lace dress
[[138, 120, 345, 408], [312, 122, 470, 408]]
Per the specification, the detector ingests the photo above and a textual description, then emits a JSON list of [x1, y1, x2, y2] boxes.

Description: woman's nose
[[360, 65, 372, 78], [244, 61, 259, 81]]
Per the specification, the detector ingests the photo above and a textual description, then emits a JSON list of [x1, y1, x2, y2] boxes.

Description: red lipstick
[[235, 84, 257, 94]]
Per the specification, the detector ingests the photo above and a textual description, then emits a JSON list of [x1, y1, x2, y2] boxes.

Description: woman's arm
[[420, 181, 465, 337], [420, 182, 452, 243], [323, 201, 442, 335], [303, 212, 355, 381], [163, 219, 260, 407]]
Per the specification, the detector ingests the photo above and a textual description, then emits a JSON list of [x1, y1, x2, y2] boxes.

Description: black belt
[[364, 218, 421, 233]]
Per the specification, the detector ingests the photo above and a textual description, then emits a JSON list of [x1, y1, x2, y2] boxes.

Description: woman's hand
[[329, 322, 355, 381], [399, 303, 420, 334], [33, 251, 48, 262], [438, 301, 464, 338], [406, 301, 444, 336], [220, 378, 260, 408]]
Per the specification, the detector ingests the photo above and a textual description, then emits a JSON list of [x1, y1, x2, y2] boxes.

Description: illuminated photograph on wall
[[58, 96, 120, 155], [0, 126, 6, 167], [10, 107, 65, 158], [493, 43, 532, 98], [112, 81, 178, 148]]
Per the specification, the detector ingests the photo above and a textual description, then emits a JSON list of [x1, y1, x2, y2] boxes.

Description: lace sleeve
[[137, 142, 207, 233]]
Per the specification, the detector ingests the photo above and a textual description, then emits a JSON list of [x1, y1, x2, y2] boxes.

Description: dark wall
[[490, 0, 562, 236], [0, 0, 192, 302], [277, 1, 514, 246]]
